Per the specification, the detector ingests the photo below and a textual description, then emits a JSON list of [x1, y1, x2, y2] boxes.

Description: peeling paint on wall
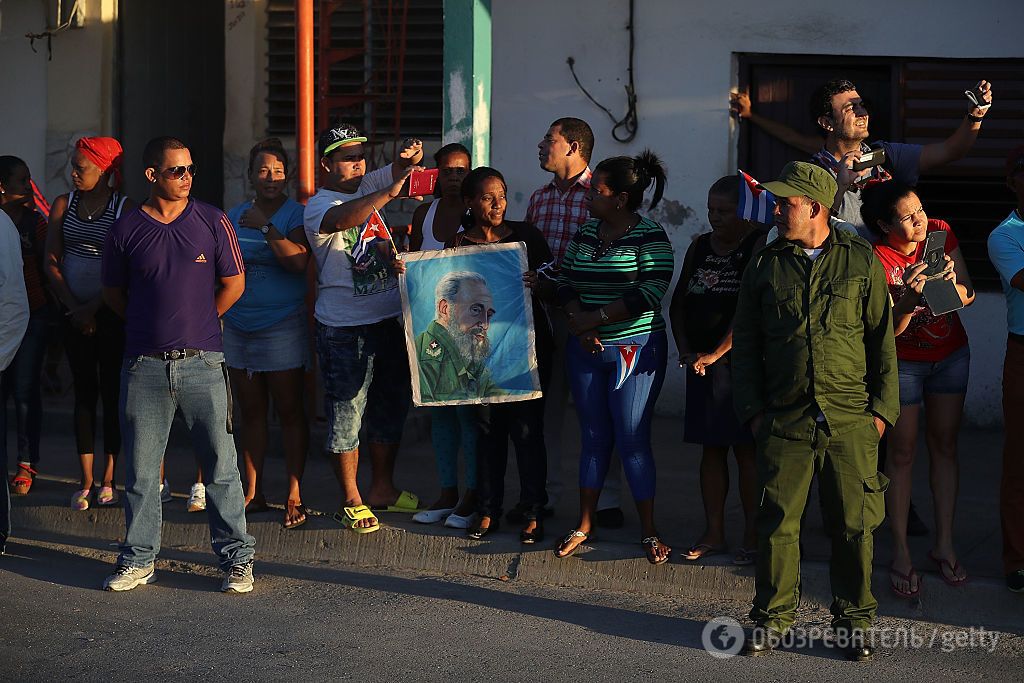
[[646, 197, 695, 227], [447, 67, 468, 127]]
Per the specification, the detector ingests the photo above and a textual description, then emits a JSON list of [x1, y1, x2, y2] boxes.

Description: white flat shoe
[[444, 512, 478, 529], [413, 507, 456, 524]]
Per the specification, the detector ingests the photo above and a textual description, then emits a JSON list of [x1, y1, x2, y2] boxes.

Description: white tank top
[[419, 200, 447, 251]]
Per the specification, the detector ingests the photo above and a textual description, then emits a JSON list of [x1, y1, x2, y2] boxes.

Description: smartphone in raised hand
[[408, 168, 438, 197], [852, 148, 887, 173]]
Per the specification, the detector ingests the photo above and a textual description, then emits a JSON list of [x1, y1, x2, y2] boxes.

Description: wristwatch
[[966, 113, 985, 123], [598, 307, 610, 323], [259, 222, 274, 236]]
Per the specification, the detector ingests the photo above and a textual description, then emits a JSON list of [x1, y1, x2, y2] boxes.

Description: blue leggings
[[430, 406, 478, 489], [566, 330, 667, 502]]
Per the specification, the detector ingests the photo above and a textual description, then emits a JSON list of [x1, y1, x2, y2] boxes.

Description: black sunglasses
[[154, 164, 197, 180]]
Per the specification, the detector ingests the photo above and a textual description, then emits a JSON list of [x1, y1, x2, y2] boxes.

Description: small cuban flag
[[351, 207, 394, 267], [738, 169, 775, 226], [608, 343, 642, 391]]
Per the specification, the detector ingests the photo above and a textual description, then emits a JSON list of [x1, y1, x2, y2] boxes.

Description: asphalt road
[[0, 538, 1020, 682]]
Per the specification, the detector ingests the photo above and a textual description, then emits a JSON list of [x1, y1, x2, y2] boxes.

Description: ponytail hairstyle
[[247, 137, 290, 177], [460, 166, 507, 230], [594, 149, 666, 211]]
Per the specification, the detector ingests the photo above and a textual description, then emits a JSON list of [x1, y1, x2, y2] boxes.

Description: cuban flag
[[351, 207, 393, 266], [608, 343, 642, 391], [738, 169, 774, 226]]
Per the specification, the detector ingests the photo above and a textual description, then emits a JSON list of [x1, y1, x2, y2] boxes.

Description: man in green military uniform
[[732, 162, 899, 661], [415, 271, 504, 402]]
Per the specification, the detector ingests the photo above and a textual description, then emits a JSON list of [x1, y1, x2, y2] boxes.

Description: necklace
[[593, 217, 638, 260], [79, 191, 110, 220]]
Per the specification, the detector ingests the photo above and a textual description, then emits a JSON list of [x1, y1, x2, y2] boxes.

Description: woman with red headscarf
[[44, 136, 134, 510]]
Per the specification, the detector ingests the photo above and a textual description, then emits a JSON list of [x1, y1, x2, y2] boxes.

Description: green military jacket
[[732, 227, 899, 439], [415, 320, 504, 403]]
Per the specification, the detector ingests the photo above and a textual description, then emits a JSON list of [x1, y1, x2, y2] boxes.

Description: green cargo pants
[[749, 415, 888, 634]]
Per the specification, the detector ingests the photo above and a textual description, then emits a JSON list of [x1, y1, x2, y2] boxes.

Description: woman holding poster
[[451, 167, 554, 543], [555, 151, 675, 565]]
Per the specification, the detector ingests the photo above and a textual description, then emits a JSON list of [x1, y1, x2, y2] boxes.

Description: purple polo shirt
[[102, 199, 245, 356]]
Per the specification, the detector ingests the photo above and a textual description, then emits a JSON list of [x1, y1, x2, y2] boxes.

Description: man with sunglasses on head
[[304, 124, 424, 534], [100, 136, 255, 593]]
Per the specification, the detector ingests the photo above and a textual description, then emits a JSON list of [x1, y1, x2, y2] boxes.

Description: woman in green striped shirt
[[554, 151, 675, 564]]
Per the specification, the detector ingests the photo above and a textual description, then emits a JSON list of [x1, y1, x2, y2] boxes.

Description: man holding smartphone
[[808, 78, 993, 236]]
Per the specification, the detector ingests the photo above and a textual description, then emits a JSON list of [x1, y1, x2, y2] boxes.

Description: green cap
[[759, 161, 838, 208]]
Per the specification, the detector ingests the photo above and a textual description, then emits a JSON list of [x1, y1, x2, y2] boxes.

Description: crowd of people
[[1, 74, 1022, 661]]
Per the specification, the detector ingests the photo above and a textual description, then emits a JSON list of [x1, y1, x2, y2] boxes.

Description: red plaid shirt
[[525, 167, 592, 265]]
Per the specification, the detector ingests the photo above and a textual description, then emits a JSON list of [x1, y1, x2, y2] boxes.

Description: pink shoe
[[97, 485, 118, 506], [70, 488, 91, 511]]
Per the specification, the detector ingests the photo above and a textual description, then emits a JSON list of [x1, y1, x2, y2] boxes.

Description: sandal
[[889, 565, 921, 599], [642, 536, 672, 565], [96, 485, 118, 506], [928, 551, 968, 587], [10, 463, 37, 495], [554, 529, 589, 559], [284, 501, 308, 530], [333, 505, 380, 534], [682, 542, 725, 562], [70, 488, 91, 511]]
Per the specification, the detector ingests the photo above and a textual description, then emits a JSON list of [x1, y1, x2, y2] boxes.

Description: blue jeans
[[1, 308, 50, 467], [118, 351, 255, 569], [567, 330, 667, 502]]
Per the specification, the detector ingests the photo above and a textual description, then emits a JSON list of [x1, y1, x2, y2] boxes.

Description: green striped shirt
[[557, 217, 675, 342]]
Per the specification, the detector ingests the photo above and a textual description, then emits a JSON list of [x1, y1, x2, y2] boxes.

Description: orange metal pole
[[296, 0, 315, 203]]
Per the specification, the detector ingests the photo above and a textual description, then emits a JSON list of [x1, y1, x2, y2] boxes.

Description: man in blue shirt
[[986, 145, 1024, 594]]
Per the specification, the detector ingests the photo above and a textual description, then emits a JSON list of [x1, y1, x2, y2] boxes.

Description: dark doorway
[[117, 0, 225, 207]]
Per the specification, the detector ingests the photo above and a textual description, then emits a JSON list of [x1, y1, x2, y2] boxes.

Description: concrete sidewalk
[[5, 396, 1020, 634]]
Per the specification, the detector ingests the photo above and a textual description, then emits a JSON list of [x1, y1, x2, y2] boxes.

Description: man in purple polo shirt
[[100, 136, 255, 593]]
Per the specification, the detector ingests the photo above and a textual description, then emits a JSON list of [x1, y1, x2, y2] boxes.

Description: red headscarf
[[75, 136, 124, 189]]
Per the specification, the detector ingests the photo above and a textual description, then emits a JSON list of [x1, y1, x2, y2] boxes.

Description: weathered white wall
[[489, 0, 1024, 425], [0, 1, 49, 194]]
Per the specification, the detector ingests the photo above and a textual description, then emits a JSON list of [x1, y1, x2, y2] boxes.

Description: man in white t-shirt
[[304, 124, 424, 533]]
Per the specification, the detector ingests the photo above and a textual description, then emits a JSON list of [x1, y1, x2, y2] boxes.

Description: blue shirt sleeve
[[878, 140, 923, 186], [988, 226, 1024, 285]]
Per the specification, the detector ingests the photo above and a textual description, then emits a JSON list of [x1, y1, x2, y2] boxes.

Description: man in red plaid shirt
[[526, 117, 594, 265], [518, 117, 625, 528]]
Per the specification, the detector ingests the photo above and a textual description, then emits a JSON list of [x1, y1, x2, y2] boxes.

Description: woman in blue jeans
[[0, 156, 51, 497], [555, 151, 674, 564]]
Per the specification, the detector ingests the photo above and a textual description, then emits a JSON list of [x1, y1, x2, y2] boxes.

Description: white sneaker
[[413, 506, 456, 524], [444, 512, 478, 529], [221, 560, 254, 593], [159, 479, 172, 504], [103, 563, 156, 591], [187, 483, 206, 512]]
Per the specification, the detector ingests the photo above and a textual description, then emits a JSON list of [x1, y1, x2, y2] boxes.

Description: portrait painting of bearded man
[[399, 244, 542, 406]]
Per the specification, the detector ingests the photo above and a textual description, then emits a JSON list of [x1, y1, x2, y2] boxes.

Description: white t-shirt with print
[[304, 164, 400, 327]]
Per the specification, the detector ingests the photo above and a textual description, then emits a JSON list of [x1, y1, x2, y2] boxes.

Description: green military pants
[[749, 416, 888, 634]]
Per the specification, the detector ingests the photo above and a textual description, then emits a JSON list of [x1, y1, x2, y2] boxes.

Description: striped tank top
[[61, 190, 127, 301], [62, 190, 126, 259]]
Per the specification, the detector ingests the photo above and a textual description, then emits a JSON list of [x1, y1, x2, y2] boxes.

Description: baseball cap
[[1006, 145, 1024, 177], [318, 124, 368, 157], [759, 161, 838, 208]]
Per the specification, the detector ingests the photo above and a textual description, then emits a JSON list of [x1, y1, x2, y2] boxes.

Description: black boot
[[741, 626, 782, 657]]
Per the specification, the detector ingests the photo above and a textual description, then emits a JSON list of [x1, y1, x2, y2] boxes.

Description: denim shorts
[[897, 344, 970, 406], [223, 307, 311, 375], [315, 317, 411, 453]]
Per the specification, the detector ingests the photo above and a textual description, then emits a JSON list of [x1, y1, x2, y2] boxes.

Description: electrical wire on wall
[[25, 0, 83, 60], [566, 0, 638, 143]]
